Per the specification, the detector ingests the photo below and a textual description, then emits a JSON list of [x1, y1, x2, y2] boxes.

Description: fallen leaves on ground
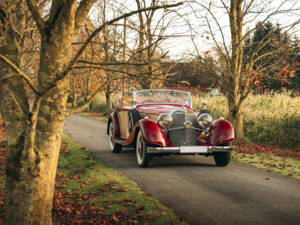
[[234, 141, 300, 160], [0, 117, 6, 144], [0, 116, 6, 225], [52, 190, 160, 225], [233, 141, 300, 179]]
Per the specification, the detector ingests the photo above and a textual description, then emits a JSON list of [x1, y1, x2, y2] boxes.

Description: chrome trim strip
[[147, 146, 234, 154], [162, 127, 202, 132], [147, 147, 180, 153]]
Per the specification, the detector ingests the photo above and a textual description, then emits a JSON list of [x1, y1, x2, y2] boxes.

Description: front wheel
[[108, 122, 122, 153], [136, 130, 151, 168], [213, 143, 231, 167]]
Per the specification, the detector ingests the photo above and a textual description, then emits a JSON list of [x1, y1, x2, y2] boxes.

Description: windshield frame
[[133, 89, 192, 108]]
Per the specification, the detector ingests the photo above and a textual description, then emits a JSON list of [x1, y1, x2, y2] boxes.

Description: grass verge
[[77, 112, 108, 123], [232, 142, 300, 180], [53, 135, 187, 225]]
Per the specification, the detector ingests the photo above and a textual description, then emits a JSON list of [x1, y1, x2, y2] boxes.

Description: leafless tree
[[188, 0, 300, 138]]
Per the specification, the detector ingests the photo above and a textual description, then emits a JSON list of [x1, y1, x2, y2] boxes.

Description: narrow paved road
[[64, 115, 300, 225]]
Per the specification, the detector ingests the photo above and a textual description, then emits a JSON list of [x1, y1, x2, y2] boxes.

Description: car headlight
[[157, 114, 173, 129], [198, 113, 213, 129]]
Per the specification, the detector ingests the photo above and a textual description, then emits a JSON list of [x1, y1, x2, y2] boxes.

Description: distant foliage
[[164, 56, 219, 88], [193, 93, 300, 148], [243, 21, 300, 92], [90, 95, 107, 114]]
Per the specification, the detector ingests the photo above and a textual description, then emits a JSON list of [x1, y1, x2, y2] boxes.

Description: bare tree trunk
[[71, 76, 77, 107], [227, 0, 244, 139], [227, 104, 244, 139], [0, 1, 32, 223], [1, 43, 30, 225], [3, 2, 73, 222], [105, 90, 111, 113]]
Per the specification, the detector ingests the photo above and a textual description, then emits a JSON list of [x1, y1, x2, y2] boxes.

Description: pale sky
[[89, 0, 300, 60]]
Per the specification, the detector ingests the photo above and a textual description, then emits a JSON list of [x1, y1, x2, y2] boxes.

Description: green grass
[[90, 95, 108, 113], [232, 151, 300, 180], [77, 112, 108, 123], [54, 135, 187, 225]]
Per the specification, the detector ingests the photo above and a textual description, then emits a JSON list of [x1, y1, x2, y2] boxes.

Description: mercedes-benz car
[[107, 89, 234, 168]]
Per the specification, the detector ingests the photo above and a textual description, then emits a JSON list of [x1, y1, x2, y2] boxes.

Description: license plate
[[180, 146, 208, 153]]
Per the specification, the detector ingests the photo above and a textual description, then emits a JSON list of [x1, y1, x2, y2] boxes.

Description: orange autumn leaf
[[112, 213, 119, 223], [289, 71, 295, 78], [204, 50, 210, 56], [280, 68, 289, 75]]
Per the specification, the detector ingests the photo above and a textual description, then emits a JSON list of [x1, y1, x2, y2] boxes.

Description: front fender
[[208, 119, 235, 146], [139, 119, 167, 146]]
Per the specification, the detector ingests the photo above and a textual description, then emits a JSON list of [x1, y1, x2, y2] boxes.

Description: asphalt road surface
[[64, 115, 300, 225]]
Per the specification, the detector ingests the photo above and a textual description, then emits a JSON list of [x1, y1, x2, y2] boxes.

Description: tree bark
[[228, 104, 244, 139], [0, 1, 31, 223], [3, 1, 75, 224], [105, 89, 112, 113], [227, 0, 244, 139]]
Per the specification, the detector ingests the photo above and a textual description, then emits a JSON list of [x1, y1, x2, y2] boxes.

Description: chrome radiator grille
[[168, 112, 198, 147]]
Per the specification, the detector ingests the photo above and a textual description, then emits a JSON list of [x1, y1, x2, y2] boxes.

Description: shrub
[[90, 94, 107, 114]]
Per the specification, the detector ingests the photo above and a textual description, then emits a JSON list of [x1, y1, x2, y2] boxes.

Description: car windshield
[[134, 90, 191, 107]]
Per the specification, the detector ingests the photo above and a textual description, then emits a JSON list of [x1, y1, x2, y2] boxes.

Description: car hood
[[136, 104, 192, 115]]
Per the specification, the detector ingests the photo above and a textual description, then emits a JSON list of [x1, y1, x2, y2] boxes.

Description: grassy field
[[193, 93, 300, 148]]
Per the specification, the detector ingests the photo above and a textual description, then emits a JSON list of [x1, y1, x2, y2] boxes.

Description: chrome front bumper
[[147, 145, 234, 154]]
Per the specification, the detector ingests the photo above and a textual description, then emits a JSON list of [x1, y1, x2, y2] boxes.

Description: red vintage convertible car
[[107, 89, 234, 168]]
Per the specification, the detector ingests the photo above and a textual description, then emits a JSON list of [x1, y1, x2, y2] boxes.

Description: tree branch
[[25, 0, 45, 31], [43, 2, 184, 95], [0, 54, 40, 95], [75, 0, 98, 32]]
